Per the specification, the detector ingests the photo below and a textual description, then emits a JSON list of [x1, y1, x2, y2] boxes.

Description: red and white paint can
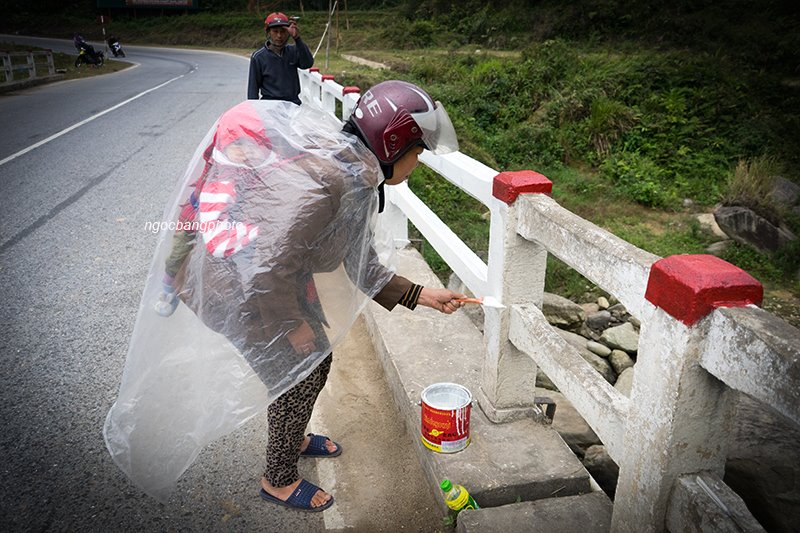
[[420, 382, 472, 453]]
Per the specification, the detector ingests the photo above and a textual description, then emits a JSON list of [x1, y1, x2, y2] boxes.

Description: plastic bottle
[[440, 479, 479, 513]]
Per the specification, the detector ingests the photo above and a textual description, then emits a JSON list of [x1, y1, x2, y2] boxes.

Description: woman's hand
[[417, 288, 466, 314], [287, 321, 316, 355]]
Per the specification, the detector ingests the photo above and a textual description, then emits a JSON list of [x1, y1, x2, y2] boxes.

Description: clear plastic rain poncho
[[104, 100, 395, 501]]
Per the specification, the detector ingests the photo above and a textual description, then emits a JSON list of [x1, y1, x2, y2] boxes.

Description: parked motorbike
[[74, 47, 105, 67], [107, 37, 125, 58]]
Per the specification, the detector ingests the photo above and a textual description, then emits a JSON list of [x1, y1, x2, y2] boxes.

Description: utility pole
[[98, 14, 109, 55], [325, 0, 333, 70]]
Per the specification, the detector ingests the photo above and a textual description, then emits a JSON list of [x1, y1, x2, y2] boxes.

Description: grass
[[722, 155, 784, 224]]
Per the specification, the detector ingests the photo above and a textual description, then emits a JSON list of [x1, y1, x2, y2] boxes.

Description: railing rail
[[702, 305, 799, 426], [509, 302, 630, 460], [516, 194, 658, 318], [1, 50, 55, 84], [297, 67, 799, 533]]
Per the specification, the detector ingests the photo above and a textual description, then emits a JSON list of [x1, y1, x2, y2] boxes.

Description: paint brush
[[455, 296, 506, 309]]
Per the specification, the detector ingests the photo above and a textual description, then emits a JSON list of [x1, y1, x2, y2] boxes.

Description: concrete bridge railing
[[1, 49, 55, 84], [299, 68, 799, 532]]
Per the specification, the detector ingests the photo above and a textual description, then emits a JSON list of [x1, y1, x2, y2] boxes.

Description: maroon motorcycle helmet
[[350, 80, 458, 165]]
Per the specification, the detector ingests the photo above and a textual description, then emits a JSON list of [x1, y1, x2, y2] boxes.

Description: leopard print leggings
[[264, 354, 333, 486]]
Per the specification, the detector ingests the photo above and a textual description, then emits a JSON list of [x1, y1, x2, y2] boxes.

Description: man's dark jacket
[[247, 38, 314, 105]]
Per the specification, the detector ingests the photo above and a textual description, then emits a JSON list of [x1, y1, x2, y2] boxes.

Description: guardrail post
[[46, 50, 55, 76], [477, 171, 552, 423], [2, 53, 11, 83], [27, 52, 35, 79], [321, 74, 336, 115], [611, 254, 763, 532], [300, 67, 322, 106], [342, 86, 360, 121]]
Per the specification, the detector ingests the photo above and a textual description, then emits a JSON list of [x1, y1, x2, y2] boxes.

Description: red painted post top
[[342, 86, 360, 95], [492, 171, 552, 204], [322, 74, 335, 81], [645, 254, 763, 326], [309, 68, 320, 73]]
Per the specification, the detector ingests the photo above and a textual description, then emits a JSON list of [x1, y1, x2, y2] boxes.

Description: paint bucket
[[420, 382, 472, 453]]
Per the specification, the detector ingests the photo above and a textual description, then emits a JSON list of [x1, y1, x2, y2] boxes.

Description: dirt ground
[[308, 315, 448, 532]]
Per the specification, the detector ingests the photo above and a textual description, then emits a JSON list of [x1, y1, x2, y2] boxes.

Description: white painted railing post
[[27, 52, 35, 79], [2, 53, 11, 83], [45, 50, 55, 76], [611, 254, 763, 532], [300, 67, 322, 106], [321, 74, 336, 115], [477, 171, 552, 423], [342, 85, 360, 121]]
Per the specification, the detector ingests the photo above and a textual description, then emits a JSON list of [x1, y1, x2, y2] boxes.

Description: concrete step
[[456, 491, 613, 532], [364, 247, 594, 513]]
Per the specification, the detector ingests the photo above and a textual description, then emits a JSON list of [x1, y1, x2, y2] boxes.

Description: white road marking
[[0, 72, 187, 168]]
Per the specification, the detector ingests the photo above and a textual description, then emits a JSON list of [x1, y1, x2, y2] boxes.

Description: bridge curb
[[364, 246, 609, 522]]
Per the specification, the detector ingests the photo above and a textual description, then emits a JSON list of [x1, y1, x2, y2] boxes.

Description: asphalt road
[[0, 37, 441, 532]]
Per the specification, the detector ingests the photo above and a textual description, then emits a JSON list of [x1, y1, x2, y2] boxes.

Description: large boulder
[[555, 328, 616, 384], [771, 176, 800, 208], [586, 310, 612, 331], [614, 367, 634, 397], [714, 205, 797, 254], [724, 394, 800, 533], [609, 350, 634, 375], [542, 292, 586, 331], [695, 212, 729, 238], [600, 322, 639, 354]]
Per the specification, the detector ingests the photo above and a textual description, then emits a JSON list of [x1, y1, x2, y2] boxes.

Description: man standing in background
[[248, 12, 314, 105]]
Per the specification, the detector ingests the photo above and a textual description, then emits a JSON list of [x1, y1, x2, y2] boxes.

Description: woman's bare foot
[[261, 477, 331, 508], [299, 434, 338, 454]]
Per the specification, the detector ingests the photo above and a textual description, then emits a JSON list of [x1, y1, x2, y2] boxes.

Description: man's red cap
[[265, 12, 290, 29]]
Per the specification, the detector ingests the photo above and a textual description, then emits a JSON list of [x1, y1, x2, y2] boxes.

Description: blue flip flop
[[259, 479, 334, 512], [300, 433, 342, 458]]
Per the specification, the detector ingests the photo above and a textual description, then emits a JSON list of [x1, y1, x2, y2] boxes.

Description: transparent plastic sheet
[[104, 100, 395, 501]]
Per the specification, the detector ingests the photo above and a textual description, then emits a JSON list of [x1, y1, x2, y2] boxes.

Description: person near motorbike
[[107, 36, 125, 58], [73, 33, 103, 65]]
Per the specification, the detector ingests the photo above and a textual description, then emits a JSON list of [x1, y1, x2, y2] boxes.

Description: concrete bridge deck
[[366, 246, 612, 530]]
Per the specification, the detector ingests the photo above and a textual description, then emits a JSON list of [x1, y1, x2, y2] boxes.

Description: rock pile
[[449, 277, 798, 530], [537, 293, 798, 533], [456, 288, 640, 397], [546, 293, 639, 390]]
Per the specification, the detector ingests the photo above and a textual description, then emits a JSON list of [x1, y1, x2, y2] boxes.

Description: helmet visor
[[419, 102, 459, 156]]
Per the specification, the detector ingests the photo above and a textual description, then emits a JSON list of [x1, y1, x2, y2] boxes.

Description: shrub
[[587, 96, 637, 157], [488, 123, 564, 169], [601, 152, 674, 207]]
